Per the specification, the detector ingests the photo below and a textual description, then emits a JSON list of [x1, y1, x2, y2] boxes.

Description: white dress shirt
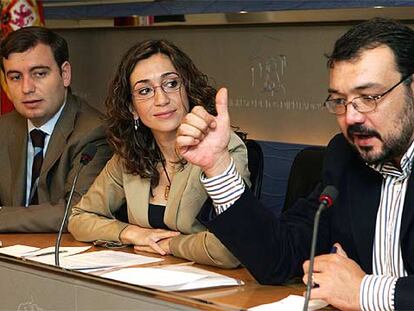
[[25, 102, 65, 206]]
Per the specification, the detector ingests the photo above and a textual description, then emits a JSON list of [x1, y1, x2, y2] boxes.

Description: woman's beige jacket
[[68, 132, 250, 268]]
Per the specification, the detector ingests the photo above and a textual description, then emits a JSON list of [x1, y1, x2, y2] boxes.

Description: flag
[[0, 0, 44, 115]]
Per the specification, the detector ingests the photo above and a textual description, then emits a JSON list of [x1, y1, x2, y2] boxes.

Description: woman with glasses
[[68, 39, 250, 268]]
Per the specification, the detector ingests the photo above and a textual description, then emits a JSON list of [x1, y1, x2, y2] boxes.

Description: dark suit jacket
[[199, 134, 414, 310], [0, 92, 112, 232]]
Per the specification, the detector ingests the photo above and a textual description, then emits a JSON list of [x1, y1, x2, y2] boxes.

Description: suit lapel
[[401, 170, 414, 274], [41, 94, 78, 176], [124, 174, 151, 227], [400, 172, 414, 239], [163, 163, 192, 230], [348, 161, 382, 273], [9, 115, 28, 206]]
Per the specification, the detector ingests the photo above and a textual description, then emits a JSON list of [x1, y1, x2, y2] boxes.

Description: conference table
[[0, 233, 327, 310]]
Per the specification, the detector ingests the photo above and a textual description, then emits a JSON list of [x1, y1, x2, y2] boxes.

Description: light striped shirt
[[200, 158, 245, 214], [360, 141, 414, 311]]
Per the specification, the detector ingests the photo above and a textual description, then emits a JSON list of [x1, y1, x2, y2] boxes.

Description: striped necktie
[[29, 129, 46, 205]]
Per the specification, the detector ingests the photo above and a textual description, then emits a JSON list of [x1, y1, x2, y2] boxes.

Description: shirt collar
[[369, 139, 414, 179]]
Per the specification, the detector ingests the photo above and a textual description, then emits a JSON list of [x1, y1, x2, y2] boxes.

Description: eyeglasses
[[324, 74, 412, 115], [131, 75, 182, 101]]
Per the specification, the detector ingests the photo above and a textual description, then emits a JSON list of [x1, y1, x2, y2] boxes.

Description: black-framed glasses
[[131, 74, 182, 101], [324, 74, 412, 115]]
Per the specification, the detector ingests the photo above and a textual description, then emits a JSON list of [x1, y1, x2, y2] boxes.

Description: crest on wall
[[0, 0, 44, 115], [1, 0, 44, 36]]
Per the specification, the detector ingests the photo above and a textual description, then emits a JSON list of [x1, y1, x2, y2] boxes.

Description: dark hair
[[327, 18, 414, 82], [106, 39, 217, 189], [0, 26, 69, 70]]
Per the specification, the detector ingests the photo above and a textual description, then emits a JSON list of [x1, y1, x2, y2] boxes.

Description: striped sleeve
[[200, 157, 245, 215], [360, 274, 397, 311]]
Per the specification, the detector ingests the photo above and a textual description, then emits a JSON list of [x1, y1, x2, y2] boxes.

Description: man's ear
[[61, 61, 71, 87]]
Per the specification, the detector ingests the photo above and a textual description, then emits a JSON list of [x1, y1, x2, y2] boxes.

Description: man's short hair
[[328, 18, 414, 80], [0, 26, 69, 70]]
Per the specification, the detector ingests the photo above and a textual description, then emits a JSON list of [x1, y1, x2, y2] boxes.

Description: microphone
[[54, 143, 97, 267], [303, 185, 338, 311]]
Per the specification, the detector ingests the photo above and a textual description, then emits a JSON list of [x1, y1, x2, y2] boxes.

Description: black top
[[148, 203, 168, 229]]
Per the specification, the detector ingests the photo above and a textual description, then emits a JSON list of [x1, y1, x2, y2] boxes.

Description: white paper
[[102, 265, 243, 291], [248, 295, 328, 311], [22, 246, 91, 257], [161, 265, 243, 291], [23, 246, 92, 265], [103, 267, 205, 287], [63, 250, 163, 270], [1, 244, 162, 270], [0, 244, 40, 257]]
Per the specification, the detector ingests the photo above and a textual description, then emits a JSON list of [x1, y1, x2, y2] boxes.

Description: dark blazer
[[0, 92, 112, 232], [199, 134, 414, 310]]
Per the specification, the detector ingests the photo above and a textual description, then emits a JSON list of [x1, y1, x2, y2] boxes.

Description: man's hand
[[120, 225, 180, 256], [176, 88, 231, 177], [302, 243, 365, 311]]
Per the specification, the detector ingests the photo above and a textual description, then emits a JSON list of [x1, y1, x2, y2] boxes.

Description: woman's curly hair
[[106, 39, 217, 189]]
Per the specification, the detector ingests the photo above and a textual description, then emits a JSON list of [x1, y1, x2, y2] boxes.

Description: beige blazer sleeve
[[169, 132, 250, 268], [68, 155, 129, 242]]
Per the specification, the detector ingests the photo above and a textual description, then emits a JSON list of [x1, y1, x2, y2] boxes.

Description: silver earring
[[134, 118, 139, 131]]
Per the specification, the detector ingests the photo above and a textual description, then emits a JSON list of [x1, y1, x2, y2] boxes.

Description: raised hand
[[120, 224, 180, 255], [176, 88, 232, 177], [302, 243, 365, 311]]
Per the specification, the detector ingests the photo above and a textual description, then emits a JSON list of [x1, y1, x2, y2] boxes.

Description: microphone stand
[[303, 185, 338, 311], [54, 143, 96, 267], [303, 204, 325, 311], [54, 163, 84, 267]]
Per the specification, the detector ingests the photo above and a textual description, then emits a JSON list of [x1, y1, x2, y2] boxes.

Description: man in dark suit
[[176, 18, 414, 310], [0, 27, 112, 232]]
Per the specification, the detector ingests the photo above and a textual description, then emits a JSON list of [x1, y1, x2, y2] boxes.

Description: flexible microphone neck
[[54, 144, 97, 267], [303, 185, 338, 311]]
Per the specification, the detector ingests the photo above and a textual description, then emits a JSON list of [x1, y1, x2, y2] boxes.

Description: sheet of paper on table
[[62, 250, 164, 271], [0, 245, 163, 271], [23, 246, 92, 259], [0, 244, 40, 257], [0, 245, 91, 258], [248, 295, 328, 311], [27, 249, 163, 271], [101, 264, 243, 291]]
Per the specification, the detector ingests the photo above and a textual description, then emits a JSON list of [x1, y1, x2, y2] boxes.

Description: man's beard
[[347, 88, 414, 165]]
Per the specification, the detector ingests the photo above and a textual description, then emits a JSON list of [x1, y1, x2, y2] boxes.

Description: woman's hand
[[134, 237, 173, 255], [120, 224, 179, 255]]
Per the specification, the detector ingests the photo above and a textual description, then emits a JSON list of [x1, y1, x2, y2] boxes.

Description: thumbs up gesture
[[176, 88, 232, 177]]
